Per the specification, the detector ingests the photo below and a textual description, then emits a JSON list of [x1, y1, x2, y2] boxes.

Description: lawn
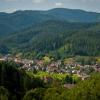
[[27, 71, 67, 81]]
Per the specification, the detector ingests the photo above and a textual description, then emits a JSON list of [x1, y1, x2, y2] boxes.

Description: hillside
[[0, 20, 100, 58], [0, 8, 100, 36]]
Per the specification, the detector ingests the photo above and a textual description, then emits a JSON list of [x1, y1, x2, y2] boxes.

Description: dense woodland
[[0, 8, 100, 59], [0, 21, 100, 59]]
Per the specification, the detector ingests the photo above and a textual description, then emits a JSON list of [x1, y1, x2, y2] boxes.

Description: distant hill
[[0, 8, 100, 36]]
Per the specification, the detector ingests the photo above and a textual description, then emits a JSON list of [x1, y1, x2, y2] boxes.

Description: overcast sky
[[0, 0, 100, 13]]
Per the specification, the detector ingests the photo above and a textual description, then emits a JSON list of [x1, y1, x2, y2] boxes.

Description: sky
[[0, 0, 100, 13]]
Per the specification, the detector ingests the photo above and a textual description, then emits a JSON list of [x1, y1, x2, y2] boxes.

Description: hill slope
[[0, 8, 100, 36], [0, 20, 100, 58]]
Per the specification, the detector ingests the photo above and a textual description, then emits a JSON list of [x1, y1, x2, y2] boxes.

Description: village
[[0, 54, 100, 81]]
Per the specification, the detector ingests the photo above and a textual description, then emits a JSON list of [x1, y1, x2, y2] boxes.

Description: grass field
[[26, 71, 79, 81]]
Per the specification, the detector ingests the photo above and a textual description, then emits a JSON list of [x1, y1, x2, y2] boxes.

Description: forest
[[0, 21, 100, 59], [0, 8, 100, 59]]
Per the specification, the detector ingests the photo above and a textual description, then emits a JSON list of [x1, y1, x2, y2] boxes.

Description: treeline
[[0, 61, 44, 100]]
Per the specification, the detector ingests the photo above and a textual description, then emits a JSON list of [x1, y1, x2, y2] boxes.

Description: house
[[46, 64, 58, 73], [36, 60, 44, 66], [0, 57, 6, 61], [72, 70, 77, 74]]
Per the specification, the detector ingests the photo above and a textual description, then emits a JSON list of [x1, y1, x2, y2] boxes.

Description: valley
[[0, 8, 100, 100]]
